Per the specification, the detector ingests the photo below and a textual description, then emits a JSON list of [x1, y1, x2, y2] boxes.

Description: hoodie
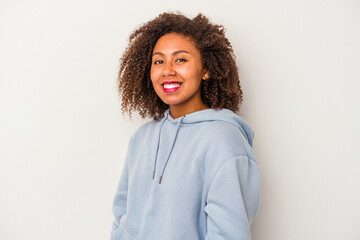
[[111, 108, 260, 240]]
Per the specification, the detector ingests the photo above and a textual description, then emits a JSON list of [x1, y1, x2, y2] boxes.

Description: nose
[[162, 61, 176, 77]]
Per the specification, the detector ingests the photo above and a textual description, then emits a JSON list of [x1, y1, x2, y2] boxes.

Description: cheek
[[150, 67, 154, 81], [179, 66, 203, 83], [150, 69, 161, 91], [150, 67, 160, 83]]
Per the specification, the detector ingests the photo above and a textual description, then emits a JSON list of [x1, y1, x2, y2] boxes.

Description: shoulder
[[200, 121, 249, 152], [195, 118, 256, 167], [131, 119, 158, 141], [204, 120, 244, 138], [199, 120, 257, 188]]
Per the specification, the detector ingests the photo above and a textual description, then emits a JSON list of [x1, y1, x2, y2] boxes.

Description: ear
[[202, 70, 209, 80]]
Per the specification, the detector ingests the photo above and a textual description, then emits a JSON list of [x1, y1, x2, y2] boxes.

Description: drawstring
[[152, 114, 168, 180], [152, 113, 185, 184], [158, 117, 184, 184]]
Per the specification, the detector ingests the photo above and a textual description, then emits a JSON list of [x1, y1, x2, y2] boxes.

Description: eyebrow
[[152, 50, 190, 56]]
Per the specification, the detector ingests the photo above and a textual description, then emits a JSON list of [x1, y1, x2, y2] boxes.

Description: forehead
[[153, 33, 198, 52]]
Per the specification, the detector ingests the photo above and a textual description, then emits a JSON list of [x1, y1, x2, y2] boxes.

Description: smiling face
[[150, 33, 209, 118]]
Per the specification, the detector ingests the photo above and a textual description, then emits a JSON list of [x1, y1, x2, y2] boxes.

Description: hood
[[164, 108, 254, 146], [153, 108, 254, 184]]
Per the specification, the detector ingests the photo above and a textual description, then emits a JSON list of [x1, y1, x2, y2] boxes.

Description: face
[[150, 33, 209, 112]]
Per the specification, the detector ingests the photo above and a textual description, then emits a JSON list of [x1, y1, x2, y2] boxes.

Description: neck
[[169, 103, 208, 119]]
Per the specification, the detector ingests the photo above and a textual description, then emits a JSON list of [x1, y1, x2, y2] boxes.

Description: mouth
[[162, 82, 182, 93]]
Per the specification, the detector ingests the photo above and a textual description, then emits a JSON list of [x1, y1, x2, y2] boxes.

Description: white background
[[1, 0, 359, 239]]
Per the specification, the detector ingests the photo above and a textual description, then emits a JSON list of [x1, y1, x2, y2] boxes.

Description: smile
[[162, 82, 182, 93]]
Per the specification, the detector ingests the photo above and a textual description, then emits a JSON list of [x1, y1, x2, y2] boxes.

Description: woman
[[111, 12, 260, 240]]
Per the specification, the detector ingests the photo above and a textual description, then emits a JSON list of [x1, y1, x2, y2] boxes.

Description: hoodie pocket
[[117, 225, 139, 240]]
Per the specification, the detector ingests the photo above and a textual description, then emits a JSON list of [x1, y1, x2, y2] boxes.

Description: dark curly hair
[[118, 12, 242, 120]]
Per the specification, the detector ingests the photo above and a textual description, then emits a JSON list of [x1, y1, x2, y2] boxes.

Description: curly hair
[[118, 12, 242, 120]]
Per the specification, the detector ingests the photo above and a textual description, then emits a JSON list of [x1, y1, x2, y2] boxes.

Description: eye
[[175, 58, 187, 63], [153, 60, 164, 65]]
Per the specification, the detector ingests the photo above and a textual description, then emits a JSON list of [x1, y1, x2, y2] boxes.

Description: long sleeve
[[110, 138, 132, 240], [204, 155, 260, 240]]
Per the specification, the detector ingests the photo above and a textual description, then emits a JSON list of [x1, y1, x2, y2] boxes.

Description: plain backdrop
[[1, 0, 359, 239]]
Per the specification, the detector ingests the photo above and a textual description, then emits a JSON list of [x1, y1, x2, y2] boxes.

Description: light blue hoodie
[[111, 108, 260, 240]]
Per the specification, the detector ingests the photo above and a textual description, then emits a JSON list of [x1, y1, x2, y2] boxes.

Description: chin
[[161, 100, 181, 106], [158, 96, 182, 106]]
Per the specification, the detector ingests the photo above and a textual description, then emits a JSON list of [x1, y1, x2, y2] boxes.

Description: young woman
[[111, 12, 260, 240]]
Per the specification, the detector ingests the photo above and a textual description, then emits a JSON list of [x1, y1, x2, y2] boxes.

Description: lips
[[162, 81, 182, 93]]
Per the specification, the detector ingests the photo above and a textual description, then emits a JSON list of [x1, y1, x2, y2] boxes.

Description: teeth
[[163, 83, 181, 89]]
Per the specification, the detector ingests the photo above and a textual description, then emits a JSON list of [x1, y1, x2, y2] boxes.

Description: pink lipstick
[[162, 82, 181, 93]]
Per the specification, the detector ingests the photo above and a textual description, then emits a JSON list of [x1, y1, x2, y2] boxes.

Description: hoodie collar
[[152, 108, 254, 184]]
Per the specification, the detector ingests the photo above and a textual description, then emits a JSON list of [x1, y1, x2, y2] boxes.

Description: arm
[[110, 138, 132, 239], [205, 156, 260, 240]]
